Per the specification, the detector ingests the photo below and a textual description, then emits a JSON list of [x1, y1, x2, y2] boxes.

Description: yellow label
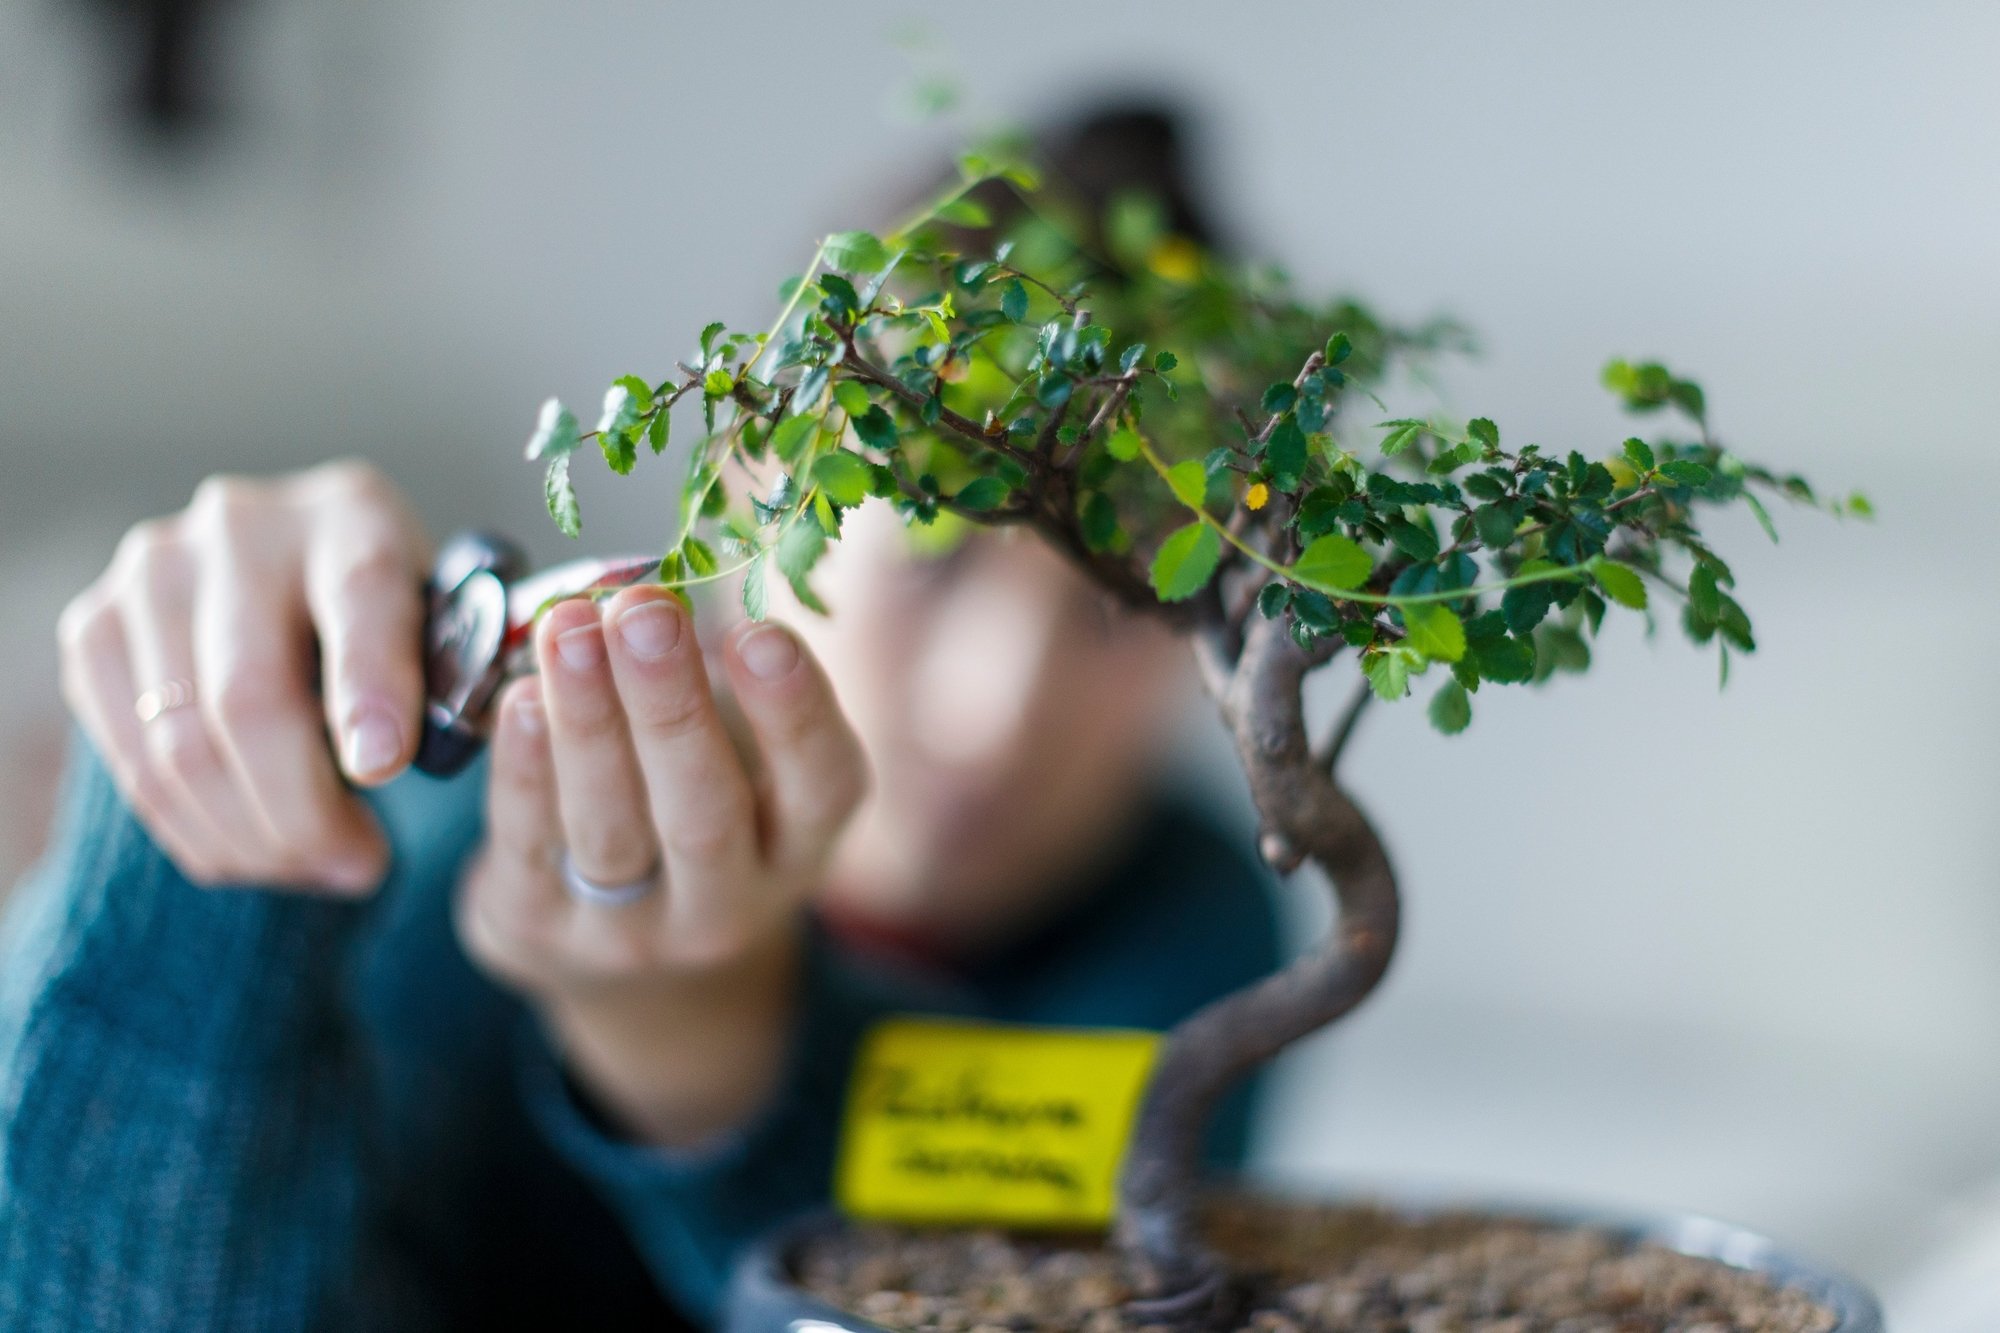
[[835, 1017, 1161, 1228]]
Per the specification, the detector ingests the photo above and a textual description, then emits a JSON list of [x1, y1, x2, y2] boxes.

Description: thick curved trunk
[[1115, 614, 1401, 1310]]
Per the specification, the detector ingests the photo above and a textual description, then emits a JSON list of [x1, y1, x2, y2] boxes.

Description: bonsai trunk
[[1114, 612, 1401, 1313]]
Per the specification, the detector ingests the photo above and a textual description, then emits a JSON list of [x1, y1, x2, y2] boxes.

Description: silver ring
[[559, 848, 659, 908], [134, 678, 198, 725]]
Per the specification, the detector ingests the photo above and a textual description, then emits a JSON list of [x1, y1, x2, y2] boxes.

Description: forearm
[[0, 739, 371, 1331], [539, 922, 801, 1149]]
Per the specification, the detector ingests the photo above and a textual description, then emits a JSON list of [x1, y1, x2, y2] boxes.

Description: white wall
[[4, 0, 1996, 1318]]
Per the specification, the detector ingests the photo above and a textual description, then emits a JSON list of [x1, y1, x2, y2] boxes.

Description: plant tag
[[835, 1017, 1161, 1228]]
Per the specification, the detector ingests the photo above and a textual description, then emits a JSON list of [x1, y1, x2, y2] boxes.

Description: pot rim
[[726, 1186, 1884, 1333]]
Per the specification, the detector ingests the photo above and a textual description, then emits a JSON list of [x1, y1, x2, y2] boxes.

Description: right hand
[[57, 460, 432, 894], [453, 586, 870, 1145]]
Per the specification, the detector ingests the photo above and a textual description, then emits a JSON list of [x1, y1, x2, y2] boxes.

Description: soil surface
[[795, 1197, 1839, 1333]]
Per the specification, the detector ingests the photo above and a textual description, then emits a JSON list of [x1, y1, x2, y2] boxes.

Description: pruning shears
[[414, 532, 658, 776]]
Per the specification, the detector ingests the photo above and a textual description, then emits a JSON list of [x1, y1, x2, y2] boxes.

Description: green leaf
[[1150, 522, 1222, 602], [1258, 581, 1293, 620], [1622, 437, 1655, 472], [1379, 419, 1424, 456], [1428, 679, 1472, 734], [1687, 563, 1720, 622], [825, 230, 889, 274], [600, 428, 636, 476], [1743, 490, 1779, 543], [741, 553, 770, 621], [525, 398, 581, 461], [1324, 332, 1353, 365], [1466, 417, 1499, 449], [776, 518, 827, 609], [999, 278, 1029, 323], [1080, 492, 1119, 552], [770, 412, 819, 464], [954, 476, 1011, 511], [704, 367, 735, 397], [834, 380, 872, 417], [1152, 350, 1178, 373], [1107, 427, 1143, 462], [1501, 565, 1560, 633], [935, 198, 991, 227], [1846, 491, 1874, 518], [647, 406, 670, 454], [1386, 518, 1439, 563], [1659, 460, 1713, 487], [1403, 603, 1466, 662], [1293, 534, 1373, 591], [683, 537, 718, 577], [1363, 649, 1410, 701], [1165, 459, 1208, 509], [1264, 417, 1308, 491], [543, 455, 580, 538], [851, 405, 898, 452], [812, 451, 872, 507], [1588, 556, 1648, 609], [1261, 383, 1299, 414], [1473, 503, 1518, 550]]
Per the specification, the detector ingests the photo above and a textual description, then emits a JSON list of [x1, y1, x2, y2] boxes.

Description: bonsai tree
[[521, 149, 1866, 1315]]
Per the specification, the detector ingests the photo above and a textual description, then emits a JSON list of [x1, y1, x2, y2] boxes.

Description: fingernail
[[342, 708, 404, 779], [616, 600, 682, 661], [739, 623, 800, 681], [556, 623, 605, 671], [512, 692, 545, 735]]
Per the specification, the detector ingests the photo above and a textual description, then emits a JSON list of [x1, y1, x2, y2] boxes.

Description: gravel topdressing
[[793, 1197, 1840, 1333]]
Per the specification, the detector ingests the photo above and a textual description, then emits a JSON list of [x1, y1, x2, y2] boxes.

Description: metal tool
[[414, 532, 659, 776]]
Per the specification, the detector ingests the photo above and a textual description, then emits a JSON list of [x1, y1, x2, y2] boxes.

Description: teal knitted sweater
[[0, 741, 1280, 1331]]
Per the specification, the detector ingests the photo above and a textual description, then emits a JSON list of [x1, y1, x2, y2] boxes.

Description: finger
[[298, 463, 427, 786], [58, 590, 224, 882], [118, 532, 297, 885], [722, 616, 870, 872], [456, 677, 567, 979], [536, 598, 660, 887], [601, 588, 761, 919], [185, 481, 386, 893]]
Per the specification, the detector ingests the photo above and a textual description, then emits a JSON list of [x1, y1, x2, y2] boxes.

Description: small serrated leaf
[[1150, 522, 1222, 602], [1293, 534, 1373, 591], [1428, 679, 1472, 734], [544, 455, 580, 538]]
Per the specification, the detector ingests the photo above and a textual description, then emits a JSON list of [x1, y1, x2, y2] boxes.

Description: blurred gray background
[[3, 2, 1996, 1326]]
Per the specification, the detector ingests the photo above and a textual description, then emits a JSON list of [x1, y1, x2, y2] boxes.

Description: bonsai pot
[[725, 1189, 1883, 1333]]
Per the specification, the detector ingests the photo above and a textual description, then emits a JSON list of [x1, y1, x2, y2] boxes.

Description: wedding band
[[134, 679, 198, 725], [559, 848, 660, 908]]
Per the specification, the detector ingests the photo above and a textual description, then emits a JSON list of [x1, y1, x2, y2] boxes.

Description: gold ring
[[134, 678, 198, 725]]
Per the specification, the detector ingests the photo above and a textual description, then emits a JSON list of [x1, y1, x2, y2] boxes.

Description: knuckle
[[187, 474, 263, 530], [664, 917, 760, 973], [628, 683, 710, 740], [147, 714, 217, 784], [111, 517, 174, 577], [659, 810, 737, 864], [571, 825, 658, 880], [327, 540, 410, 610], [311, 456, 392, 502], [208, 665, 295, 738], [56, 593, 110, 659]]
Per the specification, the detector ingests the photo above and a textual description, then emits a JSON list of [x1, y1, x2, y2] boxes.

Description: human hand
[[454, 585, 868, 1143], [57, 460, 431, 893]]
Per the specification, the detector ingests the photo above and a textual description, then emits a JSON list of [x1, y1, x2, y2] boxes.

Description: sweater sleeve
[[0, 739, 373, 1332], [520, 926, 970, 1324]]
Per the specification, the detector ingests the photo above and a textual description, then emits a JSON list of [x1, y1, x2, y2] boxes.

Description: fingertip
[[497, 676, 548, 744], [339, 699, 413, 787], [728, 618, 804, 686]]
